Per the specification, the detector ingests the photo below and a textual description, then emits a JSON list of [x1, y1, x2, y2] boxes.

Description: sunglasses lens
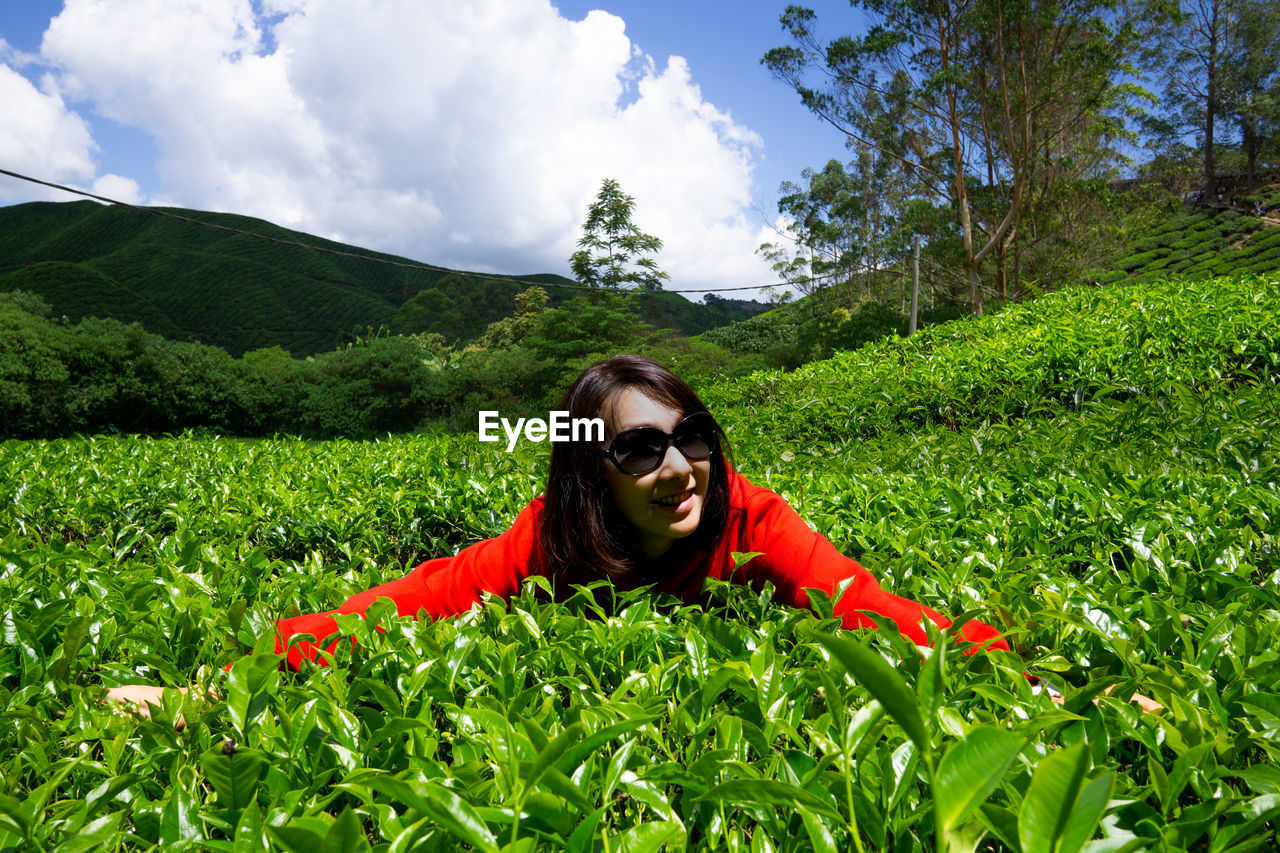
[[673, 428, 714, 460], [612, 430, 666, 475]]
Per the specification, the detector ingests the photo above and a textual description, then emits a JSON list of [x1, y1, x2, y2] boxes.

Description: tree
[[1220, 0, 1280, 187], [476, 286, 551, 349], [569, 179, 669, 291], [1158, 0, 1242, 200], [759, 160, 866, 302], [765, 1, 1148, 314]]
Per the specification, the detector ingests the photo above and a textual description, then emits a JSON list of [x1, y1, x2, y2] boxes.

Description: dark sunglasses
[[601, 412, 719, 476]]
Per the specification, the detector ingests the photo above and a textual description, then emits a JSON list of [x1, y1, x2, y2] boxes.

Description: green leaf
[[159, 786, 201, 846], [360, 775, 498, 853], [268, 824, 328, 853], [233, 799, 265, 853], [0, 794, 29, 840], [1209, 794, 1280, 852], [200, 745, 266, 812], [1225, 766, 1280, 795], [696, 779, 842, 822], [1147, 752, 1169, 812], [1058, 772, 1113, 853], [1019, 742, 1091, 853], [565, 805, 609, 853], [796, 805, 838, 853], [935, 726, 1027, 834], [917, 641, 945, 721], [609, 820, 686, 853], [50, 613, 91, 684], [325, 806, 369, 853], [811, 630, 930, 755], [685, 629, 709, 681], [977, 804, 1020, 851], [225, 650, 282, 736], [523, 721, 584, 798], [554, 716, 658, 775]]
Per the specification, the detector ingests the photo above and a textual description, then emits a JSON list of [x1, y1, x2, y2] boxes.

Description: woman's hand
[[104, 684, 216, 730], [1046, 684, 1164, 713], [1101, 684, 1165, 713]]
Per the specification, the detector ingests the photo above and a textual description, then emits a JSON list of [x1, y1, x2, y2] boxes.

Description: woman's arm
[[731, 482, 1165, 711], [105, 497, 545, 722], [734, 483, 1009, 653], [268, 499, 545, 669]]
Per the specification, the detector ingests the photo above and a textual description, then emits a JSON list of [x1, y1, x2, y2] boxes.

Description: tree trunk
[[1205, 0, 1220, 201], [1244, 107, 1258, 188]]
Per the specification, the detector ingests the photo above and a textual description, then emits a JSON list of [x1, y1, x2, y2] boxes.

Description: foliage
[[764, 0, 1152, 313], [705, 273, 1280, 443], [702, 300, 969, 370], [475, 287, 552, 351], [2, 276, 1278, 846], [1151, 0, 1280, 194], [0, 285, 765, 439], [569, 179, 669, 291], [1102, 205, 1280, 283], [759, 159, 875, 299]]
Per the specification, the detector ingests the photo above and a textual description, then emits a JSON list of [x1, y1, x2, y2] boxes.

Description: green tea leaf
[[811, 630, 930, 755], [1058, 772, 1113, 853], [1019, 742, 1090, 853], [325, 806, 369, 853], [159, 786, 201, 846], [609, 819, 685, 853], [935, 726, 1026, 834], [200, 745, 266, 812], [360, 775, 498, 853], [697, 779, 842, 822]]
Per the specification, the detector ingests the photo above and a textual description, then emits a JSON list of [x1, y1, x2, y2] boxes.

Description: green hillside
[[708, 274, 1280, 444], [1100, 185, 1280, 283], [697, 184, 1280, 372], [0, 201, 765, 356]]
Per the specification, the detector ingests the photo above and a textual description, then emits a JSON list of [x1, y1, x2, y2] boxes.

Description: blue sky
[[0, 1, 865, 297]]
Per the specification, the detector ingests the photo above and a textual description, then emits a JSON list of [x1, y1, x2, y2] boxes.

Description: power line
[[0, 167, 844, 296]]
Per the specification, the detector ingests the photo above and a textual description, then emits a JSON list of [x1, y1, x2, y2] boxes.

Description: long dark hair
[[539, 354, 732, 586]]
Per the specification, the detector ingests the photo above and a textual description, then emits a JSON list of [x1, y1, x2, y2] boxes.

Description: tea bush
[[707, 275, 1280, 445], [1, 273, 1278, 851]]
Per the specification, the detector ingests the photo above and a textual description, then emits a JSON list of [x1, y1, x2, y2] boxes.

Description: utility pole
[[908, 235, 921, 335]]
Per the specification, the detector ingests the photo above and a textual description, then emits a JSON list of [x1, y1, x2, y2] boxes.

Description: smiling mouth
[[653, 489, 693, 507]]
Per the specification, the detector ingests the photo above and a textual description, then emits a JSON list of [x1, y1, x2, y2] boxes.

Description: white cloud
[[0, 63, 97, 202], [0, 37, 39, 69], [35, 0, 777, 294], [91, 173, 144, 205]]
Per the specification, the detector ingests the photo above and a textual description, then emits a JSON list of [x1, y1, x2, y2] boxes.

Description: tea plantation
[[1, 275, 1278, 851]]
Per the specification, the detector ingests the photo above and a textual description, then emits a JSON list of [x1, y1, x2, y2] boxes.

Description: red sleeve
[[738, 485, 1008, 655], [266, 499, 543, 670]]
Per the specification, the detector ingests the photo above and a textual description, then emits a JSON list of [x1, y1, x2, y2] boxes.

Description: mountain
[[0, 201, 767, 356]]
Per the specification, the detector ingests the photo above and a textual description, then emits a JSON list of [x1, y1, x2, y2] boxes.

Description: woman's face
[[602, 388, 711, 560]]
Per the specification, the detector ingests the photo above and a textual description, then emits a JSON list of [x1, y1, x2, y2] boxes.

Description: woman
[[108, 354, 1008, 711]]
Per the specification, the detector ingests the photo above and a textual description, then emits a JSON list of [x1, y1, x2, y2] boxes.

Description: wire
[[0, 166, 846, 296]]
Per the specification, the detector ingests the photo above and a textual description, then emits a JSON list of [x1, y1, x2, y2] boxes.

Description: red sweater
[[267, 469, 1008, 669]]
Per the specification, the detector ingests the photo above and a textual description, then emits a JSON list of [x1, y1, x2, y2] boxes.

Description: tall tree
[[569, 179, 669, 291], [758, 159, 867, 304], [1159, 0, 1241, 200], [765, 0, 1145, 314], [1219, 0, 1280, 187]]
